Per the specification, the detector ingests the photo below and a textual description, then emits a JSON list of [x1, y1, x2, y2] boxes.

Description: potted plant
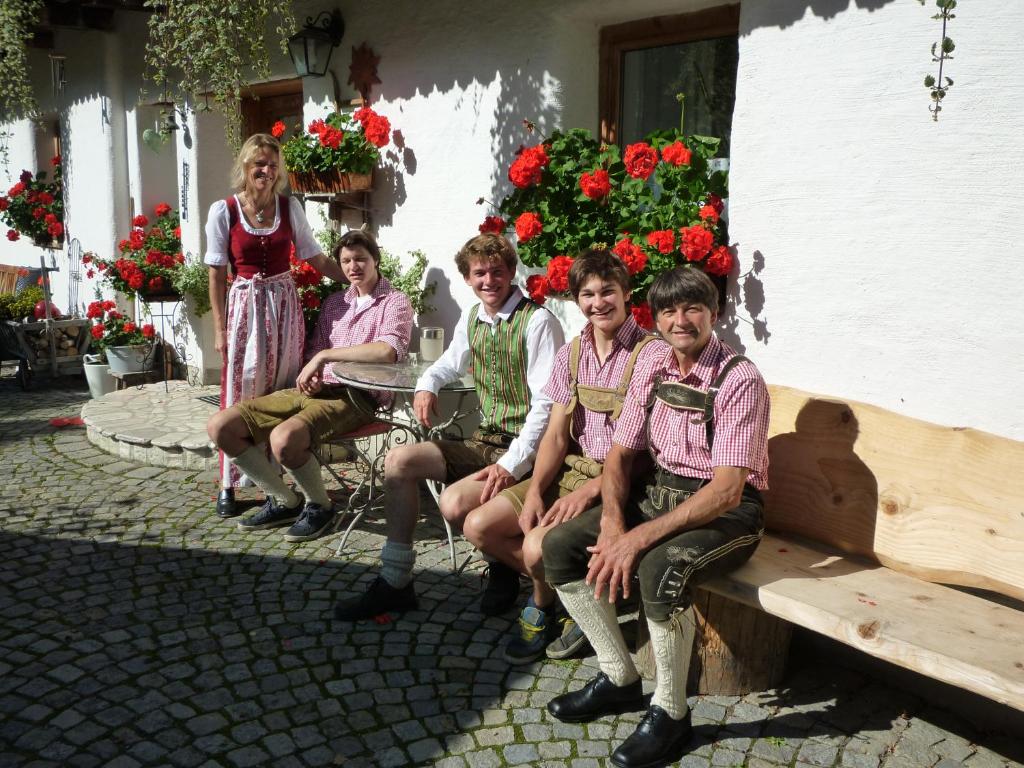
[[478, 121, 730, 328], [87, 299, 156, 375], [89, 202, 184, 302], [279, 107, 393, 194], [0, 156, 65, 247], [170, 258, 211, 316]]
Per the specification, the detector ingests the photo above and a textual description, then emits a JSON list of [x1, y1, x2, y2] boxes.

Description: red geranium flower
[[508, 144, 549, 189], [90, 324, 104, 339], [51, 155, 61, 166], [6, 229, 19, 242], [631, 304, 653, 330], [8, 182, 25, 197], [142, 324, 156, 339], [155, 202, 172, 217], [478, 216, 506, 235], [661, 141, 692, 167], [129, 230, 146, 250], [32, 207, 45, 220], [48, 222, 63, 238], [705, 245, 734, 276], [579, 169, 611, 200], [645, 230, 675, 255], [271, 121, 286, 139], [0, 198, 7, 211], [308, 119, 327, 135], [352, 107, 374, 126], [698, 205, 719, 224], [680, 225, 714, 262], [514, 212, 543, 242], [545, 255, 574, 293], [44, 212, 57, 224], [525, 274, 550, 305], [19, 170, 32, 184], [364, 114, 391, 148], [612, 238, 647, 276], [123, 321, 137, 333], [706, 193, 724, 215], [132, 214, 149, 228], [623, 143, 658, 180]]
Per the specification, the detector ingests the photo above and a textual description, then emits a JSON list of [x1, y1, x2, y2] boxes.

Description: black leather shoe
[[479, 562, 521, 615], [611, 705, 693, 768], [216, 489, 238, 518], [547, 672, 644, 723], [334, 576, 418, 621]]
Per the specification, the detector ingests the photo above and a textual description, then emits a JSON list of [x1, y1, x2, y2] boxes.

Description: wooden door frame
[[598, 4, 740, 145]]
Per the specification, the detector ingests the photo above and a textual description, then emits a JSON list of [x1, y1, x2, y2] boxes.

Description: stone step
[[81, 381, 219, 470]]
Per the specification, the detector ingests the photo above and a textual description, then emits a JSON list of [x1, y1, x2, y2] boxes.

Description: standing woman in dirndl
[[204, 133, 348, 518]]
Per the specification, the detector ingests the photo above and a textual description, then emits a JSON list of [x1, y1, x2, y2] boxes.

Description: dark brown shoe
[[547, 673, 644, 723], [611, 705, 692, 768]]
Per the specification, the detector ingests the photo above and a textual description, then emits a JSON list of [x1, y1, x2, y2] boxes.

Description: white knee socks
[[555, 580, 638, 686], [380, 541, 416, 589], [287, 456, 330, 507], [648, 606, 696, 719], [231, 446, 299, 507]]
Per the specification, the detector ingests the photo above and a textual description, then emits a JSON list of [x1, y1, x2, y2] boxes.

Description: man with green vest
[[334, 232, 565, 621]]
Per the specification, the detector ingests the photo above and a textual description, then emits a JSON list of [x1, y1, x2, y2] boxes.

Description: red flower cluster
[[95, 202, 182, 297], [309, 119, 344, 149], [478, 216, 506, 235], [87, 300, 156, 349], [704, 245, 734, 276], [579, 169, 611, 200], [698, 205, 719, 224], [509, 144, 550, 189], [612, 238, 647, 276], [1, 159, 64, 244], [353, 108, 392, 148], [645, 229, 675, 255], [660, 141, 692, 167], [679, 225, 714, 262], [271, 121, 286, 139], [545, 255, 574, 293], [623, 142, 658, 180], [705, 193, 724, 215], [290, 252, 331, 331], [631, 304, 653, 330], [514, 211, 543, 242], [525, 274, 549, 305]]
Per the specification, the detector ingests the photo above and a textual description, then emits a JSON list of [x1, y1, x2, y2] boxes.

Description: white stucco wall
[[729, 0, 1024, 438]]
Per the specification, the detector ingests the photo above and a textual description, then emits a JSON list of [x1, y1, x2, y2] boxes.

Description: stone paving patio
[[1, 370, 1022, 767]]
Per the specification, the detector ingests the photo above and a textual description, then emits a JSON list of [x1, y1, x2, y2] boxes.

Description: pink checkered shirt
[[308, 277, 413, 407], [613, 334, 770, 490], [544, 317, 651, 463]]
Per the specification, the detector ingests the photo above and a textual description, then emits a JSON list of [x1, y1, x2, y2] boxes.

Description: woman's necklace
[[245, 194, 272, 225]]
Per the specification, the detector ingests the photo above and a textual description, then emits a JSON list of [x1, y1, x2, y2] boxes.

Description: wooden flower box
[[287, 170, 372, 195]]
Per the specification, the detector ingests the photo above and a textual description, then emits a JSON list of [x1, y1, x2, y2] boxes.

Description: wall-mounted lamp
[[288, 10, 345, 78]]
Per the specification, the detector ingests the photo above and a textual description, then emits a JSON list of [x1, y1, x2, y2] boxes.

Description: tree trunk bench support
[[639, 385, 1024, 710]]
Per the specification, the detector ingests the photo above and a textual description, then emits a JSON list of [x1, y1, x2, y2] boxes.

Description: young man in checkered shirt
[[207, 230, 413, 543], [542, 266, 770, 768]]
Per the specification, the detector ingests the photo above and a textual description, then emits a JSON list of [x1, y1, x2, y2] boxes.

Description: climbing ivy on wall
[[142, 0, 296, 150], [0, 0, 44, 124], [920, 0, 956, 120]]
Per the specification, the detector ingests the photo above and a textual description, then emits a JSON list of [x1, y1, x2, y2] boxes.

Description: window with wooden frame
[[599, 5, 739, 155], [240, 78, 304, 142]]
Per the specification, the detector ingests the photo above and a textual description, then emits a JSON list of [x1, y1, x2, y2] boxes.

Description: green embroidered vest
[[468, 297, 539, 436]]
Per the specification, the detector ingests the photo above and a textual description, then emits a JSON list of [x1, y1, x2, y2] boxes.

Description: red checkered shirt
[[308, 277, 413, 407], [613, 334, 770, 490], [544, 317, 651, 463]]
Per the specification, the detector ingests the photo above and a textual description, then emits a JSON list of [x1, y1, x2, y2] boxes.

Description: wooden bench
[[686, 385, 1024, 711]]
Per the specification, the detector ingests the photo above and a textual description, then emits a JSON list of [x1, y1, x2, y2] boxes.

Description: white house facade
[[3, 0, 1022, 439]]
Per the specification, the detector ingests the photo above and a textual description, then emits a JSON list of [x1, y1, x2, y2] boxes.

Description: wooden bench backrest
[[764, 385, 1024, 602]]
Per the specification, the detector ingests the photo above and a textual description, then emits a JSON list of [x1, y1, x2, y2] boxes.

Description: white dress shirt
[[416, 286, 565, 479], [203, 195, 321, 266]]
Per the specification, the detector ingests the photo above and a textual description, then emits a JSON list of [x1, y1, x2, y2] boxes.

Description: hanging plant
[[142, 0, 296, 150], [919, 0, 956, 120], [0, 0, 43, 124]]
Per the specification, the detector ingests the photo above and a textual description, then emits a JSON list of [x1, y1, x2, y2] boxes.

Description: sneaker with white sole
[[283, 502, 337, 542], [236, 496, 304, 531], [504, 597, 560, 665], [546, 615, 591, 660]]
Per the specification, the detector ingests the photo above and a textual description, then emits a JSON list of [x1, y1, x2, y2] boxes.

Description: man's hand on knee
[[473, 463, 515, 505]]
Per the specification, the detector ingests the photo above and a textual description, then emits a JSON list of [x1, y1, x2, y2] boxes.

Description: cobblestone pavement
[[1, 373, 1022, 768]]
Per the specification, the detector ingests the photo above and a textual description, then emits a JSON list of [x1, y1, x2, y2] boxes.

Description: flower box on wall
[[288, 170, 372, 195]]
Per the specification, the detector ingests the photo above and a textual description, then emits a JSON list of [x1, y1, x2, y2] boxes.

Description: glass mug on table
[[419, 327, 445, 363]]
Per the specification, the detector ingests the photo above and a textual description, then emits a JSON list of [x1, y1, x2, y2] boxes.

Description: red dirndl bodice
[[225, 195, 293, 279]]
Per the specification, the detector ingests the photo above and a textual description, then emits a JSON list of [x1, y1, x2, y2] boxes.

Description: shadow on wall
[[740, 0, 898, 33], [717, 249, 770, 354]]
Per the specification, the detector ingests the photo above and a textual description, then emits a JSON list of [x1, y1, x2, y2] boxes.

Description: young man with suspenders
[[543, 266, 770, 768]]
